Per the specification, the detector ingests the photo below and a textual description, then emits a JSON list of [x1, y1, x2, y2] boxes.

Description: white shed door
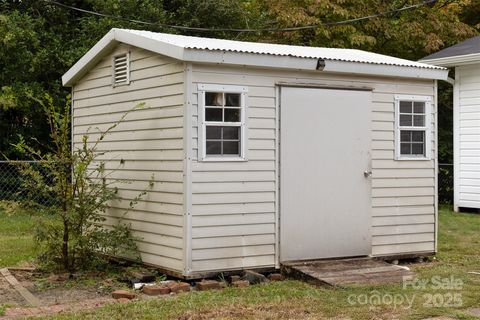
[[280, 87, 372, 262]]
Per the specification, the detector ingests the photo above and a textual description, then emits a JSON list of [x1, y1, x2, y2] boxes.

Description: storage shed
[[421, 36, 480, 212], [62, 28, 448, 278]]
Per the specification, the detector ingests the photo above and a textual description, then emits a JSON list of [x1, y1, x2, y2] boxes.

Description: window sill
[[200, 157, 248, 162], [395, 157, 432, 161]]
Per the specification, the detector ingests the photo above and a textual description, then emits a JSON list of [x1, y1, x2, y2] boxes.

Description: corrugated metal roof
[[125, 29, 443, 70]]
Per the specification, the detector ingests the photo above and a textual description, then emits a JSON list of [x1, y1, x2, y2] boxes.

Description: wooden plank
[[0, 268, 42, 307], [282, 258, 416, 287]]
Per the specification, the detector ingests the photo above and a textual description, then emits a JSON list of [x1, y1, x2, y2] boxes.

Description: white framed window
[[395, 94, 432, 160], [112, 52, 130, 86], [198, 84, 248, 161]]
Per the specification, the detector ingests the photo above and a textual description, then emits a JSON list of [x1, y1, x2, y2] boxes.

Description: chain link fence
[[0, 160, 456, 208], [0, 160, 61, 207], [438, 163, 454, 204]]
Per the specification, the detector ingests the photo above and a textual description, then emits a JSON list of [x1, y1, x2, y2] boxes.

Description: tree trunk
[[62, 219, 69, 271]]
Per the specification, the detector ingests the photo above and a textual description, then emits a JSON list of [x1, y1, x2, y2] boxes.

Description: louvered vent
[[113, 53, 130, 86]]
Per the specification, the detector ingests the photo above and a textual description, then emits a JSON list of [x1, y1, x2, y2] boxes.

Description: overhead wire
[[43, 0, 442, 33]]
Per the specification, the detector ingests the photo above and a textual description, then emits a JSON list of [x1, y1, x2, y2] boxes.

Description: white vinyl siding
[[72, 44, 185, 273], [456, 64, 480, 209], [189, 65, 436, 271]]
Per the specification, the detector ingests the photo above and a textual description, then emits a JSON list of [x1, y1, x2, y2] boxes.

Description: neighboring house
[[62, 29, 447, 278], [421, 36, 480, 212]]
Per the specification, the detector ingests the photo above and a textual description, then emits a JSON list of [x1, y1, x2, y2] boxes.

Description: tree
[[0, 0, 255, 159], [254, 0, 476, 59]]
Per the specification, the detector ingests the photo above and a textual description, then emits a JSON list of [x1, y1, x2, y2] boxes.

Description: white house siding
[[72, 44, 186, 273], [457, 64, 480, 209], [189, 64, 436, 272]]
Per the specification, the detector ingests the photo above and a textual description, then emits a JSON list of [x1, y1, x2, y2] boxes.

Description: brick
[[232, 280, 250, 288], [229, 275, 241, 283], [142, 285, 171, 296], [268, 273, 285, 281], [112, 290, 135, 299], [168, 281, 190, 293], [130, 271, 156, 283], [196, 280, 221, 291]]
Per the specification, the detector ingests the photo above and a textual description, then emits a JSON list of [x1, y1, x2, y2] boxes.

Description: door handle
[[364, 170, 372, 178]]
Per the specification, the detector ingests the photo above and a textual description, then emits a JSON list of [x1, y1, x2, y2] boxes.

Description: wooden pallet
[[282, 258, 415, 287]]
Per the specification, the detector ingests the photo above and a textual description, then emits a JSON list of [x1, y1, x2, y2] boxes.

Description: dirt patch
[[34, 286, 108, 306], [176, 302, 320, 320], [2, 298, 117, 319], [0, 275, 27, 307], [2, 270, 113, 307]]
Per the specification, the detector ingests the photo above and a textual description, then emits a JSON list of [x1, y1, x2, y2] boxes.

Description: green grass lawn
[[0, 209, 36, 268], [2, 207, 480, 319]]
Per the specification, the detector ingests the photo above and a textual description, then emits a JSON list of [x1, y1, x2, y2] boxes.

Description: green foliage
[[1, 0, 479, 161], [6, 95, 152, 272], [0, 0, 255, 159], [438, 80, 454, 163], [255, 0, 476, 58], [0, 207, 36, 267]]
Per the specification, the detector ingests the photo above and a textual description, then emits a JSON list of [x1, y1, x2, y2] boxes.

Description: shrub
[[6, 95, 152, 272]]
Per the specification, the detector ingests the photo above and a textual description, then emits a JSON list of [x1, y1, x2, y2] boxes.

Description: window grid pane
[[399, 129, 425, 156], [399, 100, 426, 129], [206, 125, 241, 156], [205, 93, 242, 124]]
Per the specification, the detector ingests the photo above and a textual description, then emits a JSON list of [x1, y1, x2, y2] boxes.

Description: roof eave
[[62, 30, 117, 87], [62, 29, 448, 86], [420, 53, 480, 67], [62, 28, 186, 87], [185, 49, 448, 80], [323, 60, 448, 80], [183, 49, 319, 70]]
